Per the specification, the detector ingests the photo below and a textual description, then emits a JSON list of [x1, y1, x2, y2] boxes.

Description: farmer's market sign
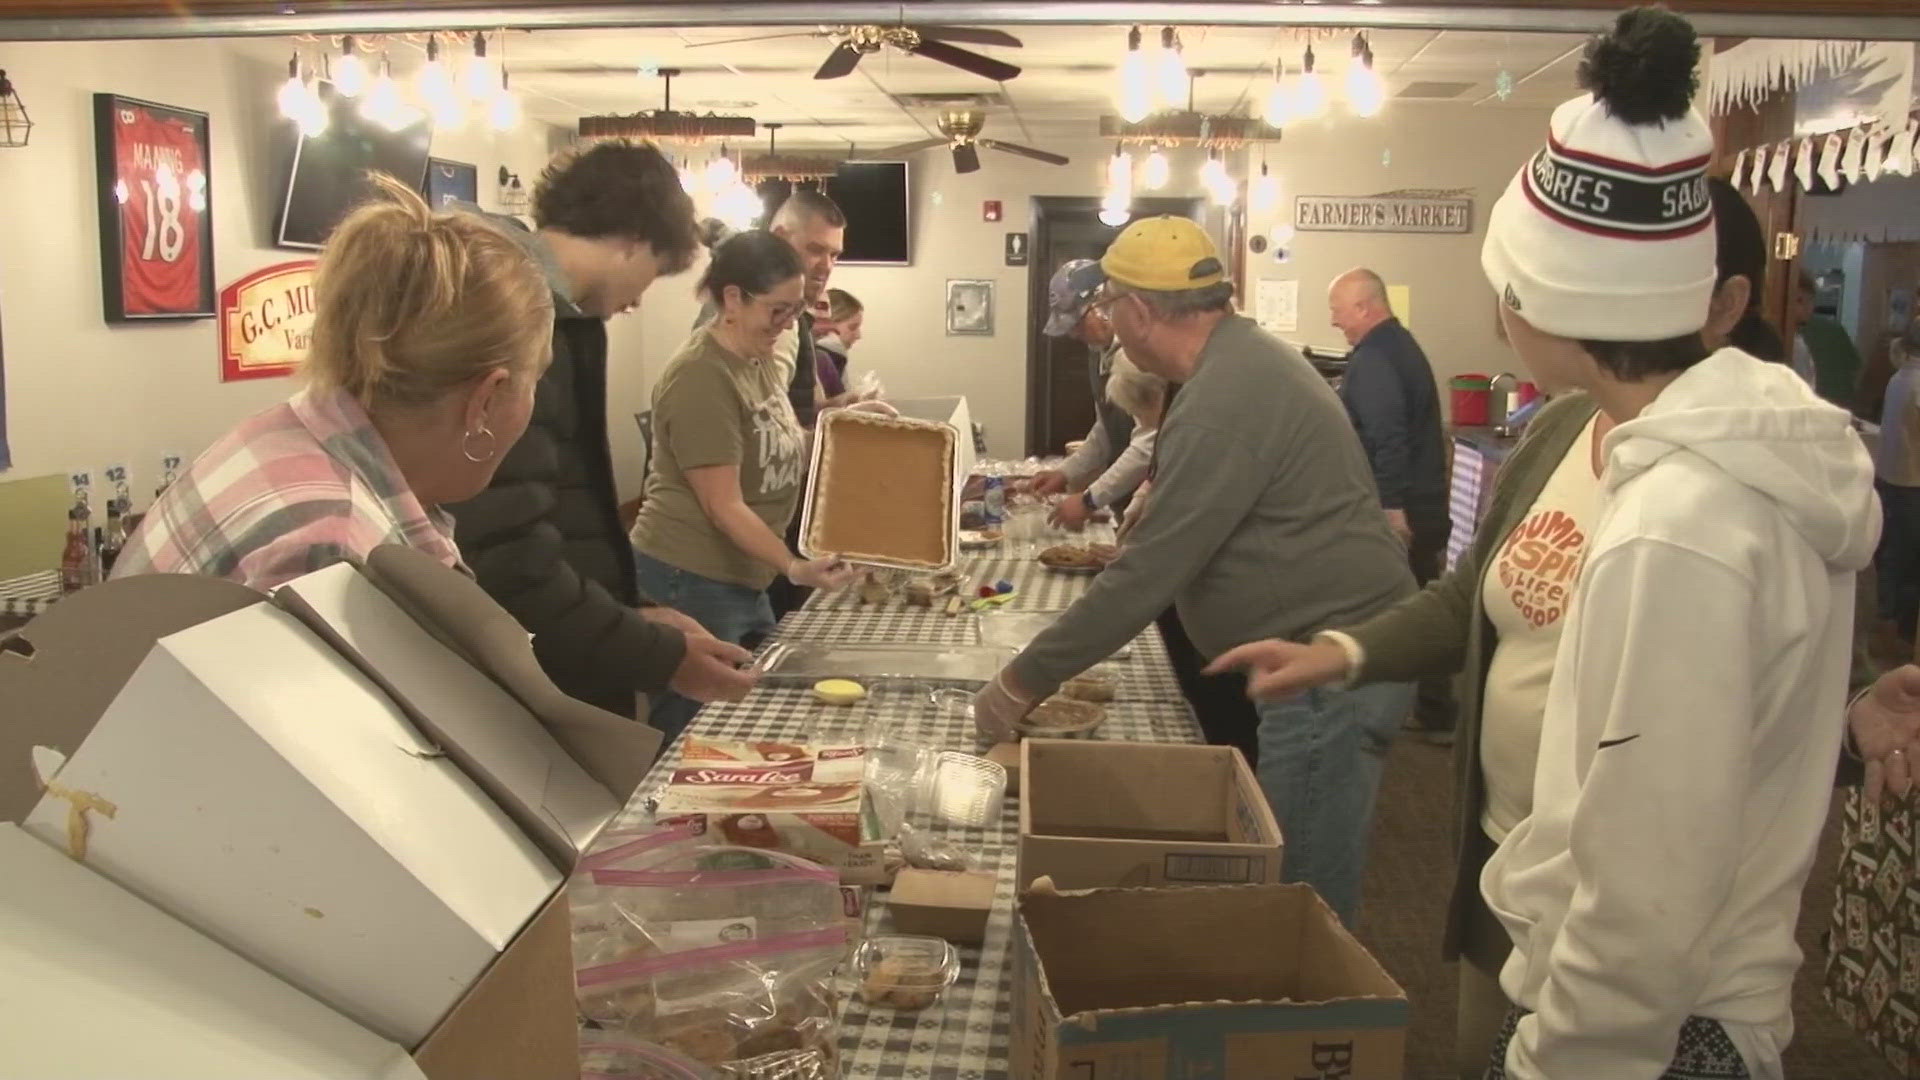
[[1294, 191, 1474, 234]]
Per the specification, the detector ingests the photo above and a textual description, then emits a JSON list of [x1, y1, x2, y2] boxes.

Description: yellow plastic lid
[[813, 678, 867, 705]]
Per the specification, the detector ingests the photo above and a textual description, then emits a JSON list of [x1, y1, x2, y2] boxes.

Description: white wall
[[1243, 103, 1553, 388], [0, 37, 558, 498]]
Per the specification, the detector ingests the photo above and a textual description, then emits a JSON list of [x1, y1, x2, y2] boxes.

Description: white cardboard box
[[20, 596, 563, 1045], [0, 823, 425, 1080], [274, 562, 619, 864]]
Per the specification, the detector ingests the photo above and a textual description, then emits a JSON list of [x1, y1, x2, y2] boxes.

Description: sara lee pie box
[[654, 738, 888, 884], [1013, 882, 1408, 1079], [0, 546, 661, 1078]]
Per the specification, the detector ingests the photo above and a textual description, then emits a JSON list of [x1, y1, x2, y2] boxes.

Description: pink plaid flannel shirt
[[115, 387, 464, 592]]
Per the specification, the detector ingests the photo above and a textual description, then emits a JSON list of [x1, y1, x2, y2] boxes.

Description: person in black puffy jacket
[[449, 142, 759, 725]]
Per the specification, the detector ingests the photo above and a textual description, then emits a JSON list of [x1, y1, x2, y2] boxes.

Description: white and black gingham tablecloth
[[0, 570, 61, 620], [601, 548, 1203, 1078]]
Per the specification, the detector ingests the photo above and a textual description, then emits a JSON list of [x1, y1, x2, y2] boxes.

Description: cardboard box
[[655, 738, 888, 884], [888, 868, 997, 945], [0, 823, 426, 1079], [274, 562, 620, 865], [0, 553, 634, 1078], [986, 741, 1021, 794], [1012, 883, 1408, 1079], [1018, 740, 1282, 892]]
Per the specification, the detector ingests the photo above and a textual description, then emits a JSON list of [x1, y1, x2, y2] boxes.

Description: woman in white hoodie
[[1472, 9, 1880, 1079]]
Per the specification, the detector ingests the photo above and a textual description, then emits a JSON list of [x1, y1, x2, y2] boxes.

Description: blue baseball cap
[[1042, 258, 1109, 337]]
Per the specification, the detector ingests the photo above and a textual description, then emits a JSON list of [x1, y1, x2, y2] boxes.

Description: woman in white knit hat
[[1470, 8, 1880, 1079]]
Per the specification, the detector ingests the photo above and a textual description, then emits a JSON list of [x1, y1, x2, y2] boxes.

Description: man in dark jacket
[[1329, 267, 1455, 743], [451, 141, 758, 723]]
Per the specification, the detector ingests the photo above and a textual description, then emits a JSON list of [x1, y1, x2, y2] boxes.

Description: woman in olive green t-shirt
[[631, 230, 857, 741]]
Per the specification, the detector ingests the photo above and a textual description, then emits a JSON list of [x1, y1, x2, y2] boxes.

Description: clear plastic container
[[855, 935, 960, 1011], [929, 752, 1008, 826]]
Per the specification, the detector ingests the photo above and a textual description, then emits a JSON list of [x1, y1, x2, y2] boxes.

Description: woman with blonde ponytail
[[115, 174, 553, 591]]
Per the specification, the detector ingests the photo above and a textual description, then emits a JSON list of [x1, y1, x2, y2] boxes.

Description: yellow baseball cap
[[1099, 215, 1226, 292]]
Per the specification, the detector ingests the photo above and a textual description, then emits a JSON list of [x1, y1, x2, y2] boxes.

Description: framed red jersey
[[93, 94, 215, 322]]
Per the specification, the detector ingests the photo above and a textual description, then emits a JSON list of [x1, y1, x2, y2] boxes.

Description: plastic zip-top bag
[[571, 840, 847, 1074], [579, 1034, 717, 1079]]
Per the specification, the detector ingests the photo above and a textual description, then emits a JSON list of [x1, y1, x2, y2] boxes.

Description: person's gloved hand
[[787, 554, 858, 590], [972, 669, 1037, 742]]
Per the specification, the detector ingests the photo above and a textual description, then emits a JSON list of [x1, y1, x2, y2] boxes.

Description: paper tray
[[752, 641, 1013, 687]]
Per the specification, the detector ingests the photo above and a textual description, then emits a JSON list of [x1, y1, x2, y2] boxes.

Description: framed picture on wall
[[947, 279, 994, 336], [92, 93, 215, 322], [423, 157, 479, 210]]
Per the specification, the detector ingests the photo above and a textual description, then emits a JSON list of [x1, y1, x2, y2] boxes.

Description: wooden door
[[1024, 195, 1201, 456]]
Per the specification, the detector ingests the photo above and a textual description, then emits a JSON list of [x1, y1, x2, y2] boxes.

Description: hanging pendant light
[[1142, 143, 1170, 189], [417, 35, 465, 130], [1251, 157, 1281, 214], [488, 67, 521, 132], [1263, 55, 1293, 126], [1200, 149, 1235, 206], [1294, 42, 1329, 121], [364, 53, 420, 131], [1155, 27, 1188, 111], [1117, 26, 1154, 125], [1101, 144, 1133, 226], [465, 32, 498, 104], [1345, 33, 1386, 118], [333, 34, 368, 98], [275, 52, 327, 137], [0, 70, 29, 149]]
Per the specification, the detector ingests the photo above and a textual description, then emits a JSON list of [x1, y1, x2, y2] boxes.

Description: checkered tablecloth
[[601, 548, 1202, 1078], [0, 571, 61, 619]]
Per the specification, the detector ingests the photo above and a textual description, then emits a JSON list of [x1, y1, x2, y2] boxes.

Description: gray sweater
[[1009, 315, 1416, 694]]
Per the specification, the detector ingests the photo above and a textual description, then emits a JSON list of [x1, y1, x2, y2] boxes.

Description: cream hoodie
[[1481, 348, 1880, 1080]]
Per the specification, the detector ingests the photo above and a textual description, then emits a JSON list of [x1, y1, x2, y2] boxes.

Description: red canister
[[1516, 381, 1541, 408], [1450, 374, 1492, 426]]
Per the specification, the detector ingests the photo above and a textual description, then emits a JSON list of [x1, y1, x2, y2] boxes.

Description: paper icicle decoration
[[1794, 137, 1815, 192], [1842, 126, 1867, 183], [1887, 122, 1918, 179], [1820, 132, 1845, 189], [1704, 39, 1869, 116], [1767, 139, 1791, 191], [1730, 148, 1751, 191], [1749, 143, 1771, 196], [1864, 126, 1892, 182]]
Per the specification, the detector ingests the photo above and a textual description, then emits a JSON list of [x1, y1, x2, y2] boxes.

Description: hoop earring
[[462, 424, 497, 464]]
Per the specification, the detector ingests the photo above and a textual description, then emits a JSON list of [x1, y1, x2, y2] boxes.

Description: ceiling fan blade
[[685, 31, 822, 48], [814, 41, 865, 79], [913, 25, 1023, 49], [980, 139, 1070, 166], [952, 143, 983, 174], [874, 137, 950, 157], [906, 38, 1022, 82]]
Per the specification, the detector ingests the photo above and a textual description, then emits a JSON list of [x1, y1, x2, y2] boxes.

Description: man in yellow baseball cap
[[973, 214, 1419, 928]]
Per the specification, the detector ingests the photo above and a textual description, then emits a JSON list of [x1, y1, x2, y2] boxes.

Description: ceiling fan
[[879, 110, 1069, 174], [688, 25, 1023, 82]]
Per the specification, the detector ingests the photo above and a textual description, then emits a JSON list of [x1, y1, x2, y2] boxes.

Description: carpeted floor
[[1356, 736, 1899, 1080]]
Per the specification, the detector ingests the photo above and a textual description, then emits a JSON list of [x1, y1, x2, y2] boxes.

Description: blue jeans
[[632, 549, 776, 746], [1878, 480, 1920, 641], [1255, 680, 1414, 928]]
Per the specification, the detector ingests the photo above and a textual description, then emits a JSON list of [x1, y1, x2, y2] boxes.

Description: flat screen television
[[755, 161, 911, 265], [276, 81, 433, 250]]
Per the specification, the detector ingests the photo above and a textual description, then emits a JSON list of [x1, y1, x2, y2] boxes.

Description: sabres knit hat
[[1482, 6, 1716, 341]]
